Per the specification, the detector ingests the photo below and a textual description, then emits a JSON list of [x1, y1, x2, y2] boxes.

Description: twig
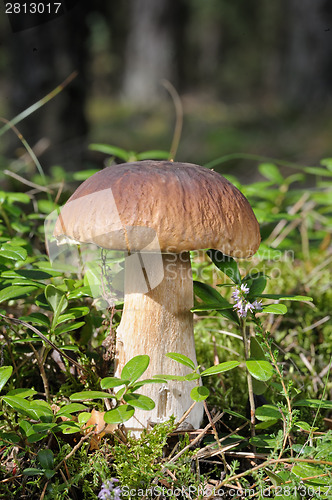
[[263, 335, 293, 460], [28, 342, 51, 402], [161, 79, 183, 161], [241, 319, 256, 445], [170, 401, 198, 432], [192, 420, 249, 459], [167, 412, 224, 466], [0, 71, 78, 137], [206, 457, 332, 499], [3, 169, 51, 193], [54, 429, 95, 472], [1, 327, 19, 378], [0, 313, 88, 373], [39, 480, 49, 500]]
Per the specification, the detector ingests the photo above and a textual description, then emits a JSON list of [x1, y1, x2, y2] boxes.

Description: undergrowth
[[0, 140, 331, 499]]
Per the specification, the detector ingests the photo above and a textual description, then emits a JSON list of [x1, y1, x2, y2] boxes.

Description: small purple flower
[[98, 479, 121, 500], [240, 283, 250, 294], [252, 299, 263, 311], [232, 284, 262, 318]]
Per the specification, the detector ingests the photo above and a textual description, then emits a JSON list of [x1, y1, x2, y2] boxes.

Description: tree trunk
[[7, 3, 90, 170], [283, 0, 332, 106], [122, 0, 176, 104]]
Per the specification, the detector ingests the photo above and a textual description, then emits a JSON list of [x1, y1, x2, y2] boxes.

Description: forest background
[[1, 0, 332, 177]]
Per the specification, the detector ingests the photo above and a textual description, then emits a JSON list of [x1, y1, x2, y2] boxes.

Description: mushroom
[[54, 160, 260, 433]]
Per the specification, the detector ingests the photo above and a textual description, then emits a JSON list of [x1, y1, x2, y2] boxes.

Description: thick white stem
[[115, 252, 203, 434]]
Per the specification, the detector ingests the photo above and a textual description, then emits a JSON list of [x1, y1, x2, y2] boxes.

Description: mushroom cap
[[54, 160, 260, 258]]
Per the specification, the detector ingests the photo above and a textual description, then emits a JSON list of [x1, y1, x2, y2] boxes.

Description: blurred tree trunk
[[8, 4, 90, 170], [123, 0, 180, 104], [283, 0, 332, 106]]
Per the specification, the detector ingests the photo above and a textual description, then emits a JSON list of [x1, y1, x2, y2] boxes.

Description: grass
[[86, 97, 332, 174], [0, 137, 331, 498]]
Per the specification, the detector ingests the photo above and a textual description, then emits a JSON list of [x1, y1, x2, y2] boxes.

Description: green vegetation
[[0, 141, 331, 498]]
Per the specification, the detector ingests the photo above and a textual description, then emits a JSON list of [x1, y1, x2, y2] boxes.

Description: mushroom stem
[[115, 251, 203, 433]]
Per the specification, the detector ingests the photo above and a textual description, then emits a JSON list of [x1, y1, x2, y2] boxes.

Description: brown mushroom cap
[[54, 160, 260, 258]]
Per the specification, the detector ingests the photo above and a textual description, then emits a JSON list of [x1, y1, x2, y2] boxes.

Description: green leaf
[[293, 399, 332, 410], [246, 359, 274, 381], [2, 397, 53, 421], [89, 143, 131, 161], [122, 355, 150, 383], [153, 374, 188, 381], [130, 378, 169, 390], [258, 163, 284, 184], [255, 419, 279, 430], [6, 388, 37, 398], [258, 294, 313, 302], [2, 269, 53, 280], [37, 449, 54, 470], [104, 405, 135, 424], [0, 431, 20, 444], [19, 420, 32, 436], [27, 432, 48, 444], [165, 353, 196, 370], [262, 304, 287, 315], [217, 308, 240, 324], [56, 307, 90, 325], [54, 421, 81, 434], [294, 421, 314, 432], [28, 401, 54, 422], [292, 463, 325, 480], [304, 166, 332, 176], [100, 377, 129, 389], [247, 276, 267, 298], [67, 286, 92, 299], [113, 387, 126, 400], [250, 337, 266, 359], [264, 469, 284, 487], [249, 434, 278, 448], [78, 412, 91, 424], [6, 192, 31, 204], [193, 281, 232, 307], [193, 281, 239, 323], [37, 199, 57, 214], [0, 366, 13, 391], [123, 393, 155, 411], [136, 150, 170, 160], [44, 469, 56, 479], [23, 468, 44, 476], [201, 361, 240, 376], [190, 386, 210, 402], [70, 391, 113, 401], [56, 403, 88, 417], [223, 409, 250, 421], [45, 285, 68, 315], [184, 373, 201, 381], [19, 313, 50, 327], [72, 169, 100, 181], [252, 378, 268, 396], [320, 157, 332, 170], [207, 249, 241, 284], [0, 285, 38, 303], [255, 405, 282, 422], [2, 277, 44, 288], [0, 244, 27, 261], [54, 321, 86, 336]]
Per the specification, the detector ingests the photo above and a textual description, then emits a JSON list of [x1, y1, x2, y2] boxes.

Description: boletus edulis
[[54, 161, 260, 433]]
